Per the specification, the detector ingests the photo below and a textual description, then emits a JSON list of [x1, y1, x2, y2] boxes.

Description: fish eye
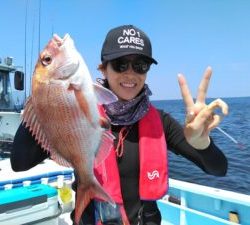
[[41, 54, 52, 66]]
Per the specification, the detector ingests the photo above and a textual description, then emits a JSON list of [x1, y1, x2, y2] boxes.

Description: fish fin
[[94, 131, 115, 167], [93, 83, 118, 104], [22, 97, 72, 168], [22, 97, 52, 153], [99, 116, 111, 130], [50, 151, 72, 168], [74, 179, 115, 225], [74, 89, 93, 125]]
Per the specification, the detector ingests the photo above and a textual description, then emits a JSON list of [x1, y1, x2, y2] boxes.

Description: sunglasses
[[110, 57, 152, 74]]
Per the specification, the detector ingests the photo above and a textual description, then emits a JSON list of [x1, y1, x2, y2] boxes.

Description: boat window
[[0, 71, 14, 111]]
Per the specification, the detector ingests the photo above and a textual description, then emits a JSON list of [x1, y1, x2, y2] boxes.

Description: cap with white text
[[101, 25, 157, 64]]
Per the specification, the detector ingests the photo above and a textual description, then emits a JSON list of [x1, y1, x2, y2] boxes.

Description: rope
[[115, 126, 132, 157]]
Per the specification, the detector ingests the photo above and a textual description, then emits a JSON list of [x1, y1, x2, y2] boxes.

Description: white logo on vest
[[147, 170, 160, 180]]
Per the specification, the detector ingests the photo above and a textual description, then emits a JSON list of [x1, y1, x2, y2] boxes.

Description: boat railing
[[158, 178, 250, 225]]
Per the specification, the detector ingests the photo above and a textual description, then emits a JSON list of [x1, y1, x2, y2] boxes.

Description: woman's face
[[102, 55, 151, 101]]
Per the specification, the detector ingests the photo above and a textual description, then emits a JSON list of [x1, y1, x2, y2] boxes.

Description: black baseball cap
[[101, 25, 157, 64]]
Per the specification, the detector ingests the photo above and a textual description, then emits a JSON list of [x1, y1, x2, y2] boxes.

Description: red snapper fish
[[22, 34, 117, 224]]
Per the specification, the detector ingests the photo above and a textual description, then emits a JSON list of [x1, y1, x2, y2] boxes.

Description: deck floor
[[58, 214, 175, 225]]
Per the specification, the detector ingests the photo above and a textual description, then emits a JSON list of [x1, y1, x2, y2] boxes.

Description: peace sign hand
[[178, 66, 229, 150]]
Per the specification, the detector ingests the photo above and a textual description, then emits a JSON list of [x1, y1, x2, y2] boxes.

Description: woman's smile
[[120, 81, 137, 88]]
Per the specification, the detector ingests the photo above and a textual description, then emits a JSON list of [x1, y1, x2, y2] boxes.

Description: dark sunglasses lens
[[110, 57, 151, 74], [111, 59, 129, 73], [132, 59, 151, 74]]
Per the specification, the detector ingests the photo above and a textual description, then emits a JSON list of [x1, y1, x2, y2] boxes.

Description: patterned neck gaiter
[[100, 80, 152, 126]]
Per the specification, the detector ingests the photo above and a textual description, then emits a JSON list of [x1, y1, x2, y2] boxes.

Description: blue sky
[[1, 0, 250, 100]]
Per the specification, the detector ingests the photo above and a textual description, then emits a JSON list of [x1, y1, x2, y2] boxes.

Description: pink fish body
[[22, 34, 117, 224]]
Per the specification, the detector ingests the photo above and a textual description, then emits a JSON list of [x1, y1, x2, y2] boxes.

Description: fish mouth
[[53, 33, 70, 47], [53, 34, 64, 47], [52, 33, 80, 79]]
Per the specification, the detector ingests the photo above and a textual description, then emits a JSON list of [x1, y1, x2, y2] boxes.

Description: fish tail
[[74, 179, 115, 225]]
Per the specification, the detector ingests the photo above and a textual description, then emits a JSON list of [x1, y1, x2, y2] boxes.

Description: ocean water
[[152, 96, 250, 195], [1, 97, 249, 195]]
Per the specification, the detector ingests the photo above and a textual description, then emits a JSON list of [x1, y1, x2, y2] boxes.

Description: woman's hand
[[177, 66, 229, 149]]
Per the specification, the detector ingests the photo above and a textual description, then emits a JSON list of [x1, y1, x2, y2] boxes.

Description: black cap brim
[[102, 51, 158, 64]]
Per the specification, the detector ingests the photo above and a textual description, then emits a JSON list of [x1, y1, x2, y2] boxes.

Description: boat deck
[[0, 159, 249, 225]]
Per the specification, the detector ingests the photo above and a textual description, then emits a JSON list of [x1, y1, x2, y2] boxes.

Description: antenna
[[24, 0, 29, 101], [29, 4, 36, 95], [38, 0, 41, 53]]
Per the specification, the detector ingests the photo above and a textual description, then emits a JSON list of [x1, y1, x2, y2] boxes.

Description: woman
[[11, 25, 228, 225]]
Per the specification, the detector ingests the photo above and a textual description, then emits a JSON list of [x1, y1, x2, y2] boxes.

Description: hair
[[97, 62, 108, 72], [96, 63, 109, 88]]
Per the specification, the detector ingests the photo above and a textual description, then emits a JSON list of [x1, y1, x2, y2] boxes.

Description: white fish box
[[0, 184, 61, 225]]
